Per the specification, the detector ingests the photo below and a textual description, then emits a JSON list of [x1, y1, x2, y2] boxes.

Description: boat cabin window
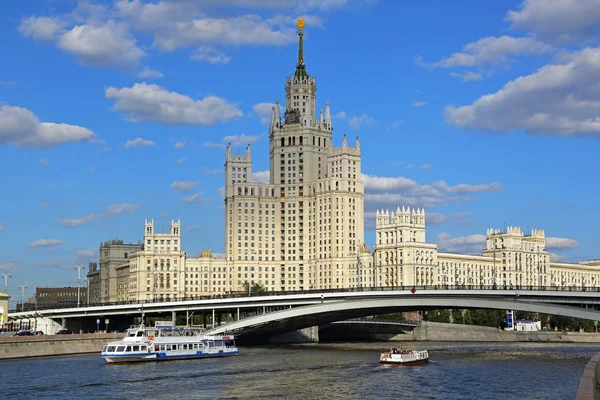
[[102, 346, 107, 352], [137, 331, 144, 337], [107, 346, 116, 352], [116, 346, 126, 352]]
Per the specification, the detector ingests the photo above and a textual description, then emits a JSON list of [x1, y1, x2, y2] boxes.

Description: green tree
[[243, 282, 267, 295]]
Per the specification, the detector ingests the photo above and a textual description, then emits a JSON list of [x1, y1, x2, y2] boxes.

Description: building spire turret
[[294, 17, 308, 80], [296, 17, 305, 69]]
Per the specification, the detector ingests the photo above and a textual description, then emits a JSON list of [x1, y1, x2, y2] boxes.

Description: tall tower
[[224, 18, 365, 292]]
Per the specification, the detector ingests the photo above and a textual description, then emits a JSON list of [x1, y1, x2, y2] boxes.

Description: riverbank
[[0, 333, 119, 360], [408, 321, 600, 343]]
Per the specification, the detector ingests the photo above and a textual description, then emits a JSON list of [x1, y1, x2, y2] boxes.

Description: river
[[0, 342, 595, 399]]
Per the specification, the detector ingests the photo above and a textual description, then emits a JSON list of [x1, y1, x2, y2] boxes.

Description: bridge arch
[[205, 297, 600, 338]]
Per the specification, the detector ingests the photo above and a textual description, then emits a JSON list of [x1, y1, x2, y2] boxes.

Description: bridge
[[8, 287, 600, 336]]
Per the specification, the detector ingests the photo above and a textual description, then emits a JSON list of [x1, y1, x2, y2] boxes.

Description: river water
[[0, 342, 596, 399]]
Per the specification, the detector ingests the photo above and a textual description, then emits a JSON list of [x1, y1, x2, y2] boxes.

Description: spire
[[296, 17, 305, 69], [319, 109, 323, 125], [226, 143, 232, 160], [355, 136, 360, 152], [342, 134, 348, 150], [245, 144, 251, 160], [294, 17, 308, 80]]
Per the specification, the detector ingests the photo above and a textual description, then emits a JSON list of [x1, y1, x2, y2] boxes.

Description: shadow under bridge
[[204, 296, 600, 339]]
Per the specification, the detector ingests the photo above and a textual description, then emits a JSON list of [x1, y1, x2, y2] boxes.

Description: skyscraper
[[224, 18, 366, 292]]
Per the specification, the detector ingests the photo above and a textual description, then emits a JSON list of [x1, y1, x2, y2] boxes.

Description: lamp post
[[1, 273, 11, 293], [85, 278, 90, 306], [19, 284, 27, 312], [74, 265, 84, 308]]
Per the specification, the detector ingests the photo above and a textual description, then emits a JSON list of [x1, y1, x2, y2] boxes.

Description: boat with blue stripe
[[100, 322, 238, 364]]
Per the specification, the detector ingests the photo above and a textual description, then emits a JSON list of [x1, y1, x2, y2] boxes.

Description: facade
[[223, 19, 364, 293], [98, 239, 142, 303], [127, 219, 187, 302], [36, 287, 87, 309], [372, 207, 600, 289], [84, 20, 600, 304], [87, 262, 100, 304], [0, 291, 8, 327]]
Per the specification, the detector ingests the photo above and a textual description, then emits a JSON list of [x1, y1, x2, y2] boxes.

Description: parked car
[[56, 329, 73, 334], [13, 330, 35, 336]]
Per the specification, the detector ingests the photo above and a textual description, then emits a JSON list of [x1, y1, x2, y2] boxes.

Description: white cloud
[[252, 170, 270, 184], [18, 16, 65, 41], [28, 239, 64, 248], [427, 212, 449, 225], [160, 212, 168, 218], [151, 14, 297, 51], [124, 137, 155, 148], [421, 164, 433, 169], [0, 105, 95, 148], [391, 120, 404, 128], [549, 252, 569, 262], [421, 36, 552, 69], [137, 65, 163, 79], [89, 167, 95, 173], [393, 161, 403, 166], [58, 214, 98, 227], [412, 100, 428, 107], [177, 157, 186, 164], [57, 21, 145, 68], [333, 111, 346, 119], [205, 133, 262, 149], [0, 262, 15, 271], [171, 180, 200, 192], [38, 158, 50, 166], [182, 192, 205, 205], [348, 114, 373, 130], [191, 46, 232, 64], [217, 186, 225, 199], [445, 47, 600, 138], [449, 71, 483, 83], [106, 83, 242, 125], [546, 237, 580, 250], [40, 203, 51, 207], [106, 203, 139, 215], [201, 167, 222, 174], [506, 0, 600, 44], [75, 249, 96, 257], [449, 212, 473, 218], [437, 233, 486, 254], [253, 102, 276, 124], [362, 173, 501, 211], [185, 225, 199, 232], [173, 141, 186, 148], [223, 134, 262, 146], [433, 180, 502, 194]]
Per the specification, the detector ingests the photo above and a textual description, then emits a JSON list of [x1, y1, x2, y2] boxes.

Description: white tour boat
[[100, 323, 239, 364], [379, 347, 429, 366]]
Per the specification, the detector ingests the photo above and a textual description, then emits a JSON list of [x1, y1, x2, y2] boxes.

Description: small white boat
[[100, 324, 239, 364], [379, 347, 429, 366]]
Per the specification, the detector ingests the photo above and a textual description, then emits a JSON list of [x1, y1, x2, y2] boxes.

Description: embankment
[[0, 333, 119, 360], [400, 321, 600, 343]]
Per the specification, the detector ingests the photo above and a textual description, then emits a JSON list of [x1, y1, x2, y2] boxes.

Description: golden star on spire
[[296, 17, 306, 32]]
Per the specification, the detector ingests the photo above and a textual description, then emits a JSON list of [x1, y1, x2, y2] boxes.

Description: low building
[[0, 291, 8, 329], [87, 262, 100, 305], [36, 287, 87, 309]]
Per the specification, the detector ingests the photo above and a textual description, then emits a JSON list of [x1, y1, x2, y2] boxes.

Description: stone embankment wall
[[0, 333, 119, 360], [397, 321, 600, 343], [575, 352, 600, 400]]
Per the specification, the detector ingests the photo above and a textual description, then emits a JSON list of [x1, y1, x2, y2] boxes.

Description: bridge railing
[[10, 284, 600, 313]]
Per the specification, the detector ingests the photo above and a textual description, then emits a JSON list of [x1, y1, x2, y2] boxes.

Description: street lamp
[[74, 265, 84, 308], [1, 273, 11, 293]]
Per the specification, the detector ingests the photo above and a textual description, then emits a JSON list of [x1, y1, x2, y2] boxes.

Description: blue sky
[[1, 0, 599, 305]]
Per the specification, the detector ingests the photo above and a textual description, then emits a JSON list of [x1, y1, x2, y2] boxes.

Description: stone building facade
[[86, 21, 600, 303], [222, 19, 365, 293]]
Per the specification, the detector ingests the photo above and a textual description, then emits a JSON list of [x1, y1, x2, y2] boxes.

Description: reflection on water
[[0, 342, 595, 400]]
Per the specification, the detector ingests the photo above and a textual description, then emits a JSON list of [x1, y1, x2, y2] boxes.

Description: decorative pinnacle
[[296, 17, 305, 69]]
